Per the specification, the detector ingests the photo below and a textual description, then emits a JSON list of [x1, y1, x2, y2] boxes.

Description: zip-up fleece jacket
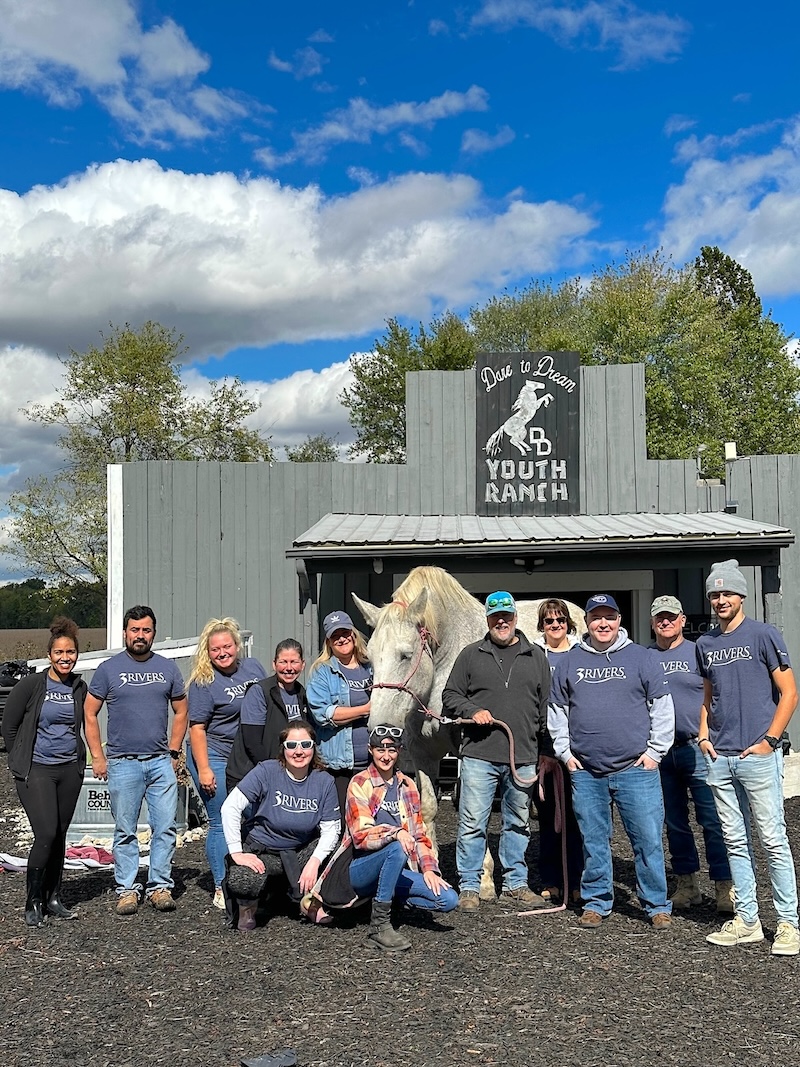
[[442, 629, 550, 766], [226, 675, 310, 788], [2, 670, 88, 779], [547, 628, 675, 775]]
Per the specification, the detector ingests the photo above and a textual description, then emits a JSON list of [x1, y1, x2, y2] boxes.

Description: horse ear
[[352, 593, 381, 630], [405, 588, 428, 625]]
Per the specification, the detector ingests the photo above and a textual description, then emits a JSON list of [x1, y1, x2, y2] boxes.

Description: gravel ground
[[1, 766, 800, 1067]]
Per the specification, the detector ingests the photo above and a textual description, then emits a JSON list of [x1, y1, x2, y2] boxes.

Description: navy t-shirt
[[188, 657, 266, 758], [89, 651, 186, 757], [33, 677, 78, 765], [341, 663, 372, 769], [238, 760, 339, 851], [374, 777, 402, 828], [650, 641, 703, 741], [278, 686, 303, 722], [697, 617, 791, 754]]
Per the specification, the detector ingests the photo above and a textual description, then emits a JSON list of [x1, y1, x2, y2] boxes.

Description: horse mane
[[391, 567, 480, 645]]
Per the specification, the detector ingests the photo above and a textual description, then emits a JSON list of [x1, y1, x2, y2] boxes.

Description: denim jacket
[[306, 659, 370, 771]]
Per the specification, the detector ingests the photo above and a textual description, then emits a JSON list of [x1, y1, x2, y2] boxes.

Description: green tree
[[346, 250, 800, 473], [286, 433, 340, 462], [5, 322, 274, 585], [341, 311, 476, 462]]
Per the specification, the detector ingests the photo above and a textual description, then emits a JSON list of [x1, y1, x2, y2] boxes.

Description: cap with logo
[[323, 610, 355, 638], [585, 594, 620, 614], [705, 559, 748, 600], [650, 595, 684, 617]]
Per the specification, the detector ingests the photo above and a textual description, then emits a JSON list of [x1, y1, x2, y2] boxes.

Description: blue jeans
[[187, 749, 229, 888], [571, 765, 670, 918], [660, 741, 731, 881], [349, 840, 458, 910], [107, 754, 177, 895], [457, 756, 534, 893], [705, 749, 798, 926]]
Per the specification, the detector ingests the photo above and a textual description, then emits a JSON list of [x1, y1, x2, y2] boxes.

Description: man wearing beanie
[[548, 594, 674, 930], [698, 559, 799, 955], [649, 595, 732, 913]]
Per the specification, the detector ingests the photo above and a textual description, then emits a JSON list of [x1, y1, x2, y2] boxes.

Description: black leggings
[[16, 762, 83, 869]]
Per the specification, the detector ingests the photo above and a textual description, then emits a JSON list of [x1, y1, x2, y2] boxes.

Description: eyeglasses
[[372, 725, 403, 738], [543, 616, 566, 626], [486, 595, 515, 611], [283, 739, 314, 751]]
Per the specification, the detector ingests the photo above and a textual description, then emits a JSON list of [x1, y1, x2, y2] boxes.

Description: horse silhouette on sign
[[484, 379, 553, 458]]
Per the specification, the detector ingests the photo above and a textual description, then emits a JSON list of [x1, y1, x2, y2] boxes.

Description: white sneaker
[[706, 916, 764, 947], [771, 922, 800, 957], [213, 887, 225, 910]]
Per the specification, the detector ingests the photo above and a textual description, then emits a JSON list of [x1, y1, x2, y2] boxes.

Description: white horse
[[484, 380, 554, 457], [353, 567, 585, 899]]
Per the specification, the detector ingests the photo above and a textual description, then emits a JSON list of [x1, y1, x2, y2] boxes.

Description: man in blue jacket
[[549, 594, 674, 930]]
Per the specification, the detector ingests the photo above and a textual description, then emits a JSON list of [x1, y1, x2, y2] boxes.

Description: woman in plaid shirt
[[346, 723, 457, 952]]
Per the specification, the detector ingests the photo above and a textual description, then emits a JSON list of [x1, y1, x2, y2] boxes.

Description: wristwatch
[[764, 735, 781, 750], [169, 749, 181, 759]]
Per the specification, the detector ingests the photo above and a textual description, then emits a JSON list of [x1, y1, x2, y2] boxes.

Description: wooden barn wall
[[120, 363, 782, 666]]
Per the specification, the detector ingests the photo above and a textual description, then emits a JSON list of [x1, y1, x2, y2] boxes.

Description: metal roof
[[288, 512, 794, 559]]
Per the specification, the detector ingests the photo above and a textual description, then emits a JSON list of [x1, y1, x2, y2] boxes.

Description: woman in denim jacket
[[306, 610, 373, 812]]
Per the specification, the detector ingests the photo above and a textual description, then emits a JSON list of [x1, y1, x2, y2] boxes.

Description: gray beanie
[[706, 559, 748, 599]]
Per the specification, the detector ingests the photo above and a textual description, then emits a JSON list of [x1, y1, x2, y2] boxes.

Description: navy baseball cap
[[323, 610, 355, 638], [585, 594, 620, 614]]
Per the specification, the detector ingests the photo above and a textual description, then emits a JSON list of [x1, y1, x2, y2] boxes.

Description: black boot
[[368, 900, 411, 952], [45, 848, 76, 919], [24, 867, 48, 928]]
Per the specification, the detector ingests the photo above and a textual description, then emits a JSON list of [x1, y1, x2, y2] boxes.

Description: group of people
[[3, 556, 798, 957]]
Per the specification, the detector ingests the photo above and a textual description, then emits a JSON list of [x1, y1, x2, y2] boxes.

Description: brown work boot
[[715, 880, 735, 915], [116, 890, 140, 916], [651, 912, 673, 931], [501, 886, 547, 907], [458, 890, 480, 912], [670, 872, 701, 909], [578, 909, 604, 929], [148, 888, 176, 912]]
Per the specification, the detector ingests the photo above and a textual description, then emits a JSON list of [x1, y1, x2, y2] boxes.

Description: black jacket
[[226, 675, 310, 787], [441, 629, 550, 766], [2, 670, 88, 779]]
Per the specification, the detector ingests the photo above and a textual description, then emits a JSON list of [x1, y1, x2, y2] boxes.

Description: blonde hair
[[309, 625, 370, 675], [188, 617, 244, 686]]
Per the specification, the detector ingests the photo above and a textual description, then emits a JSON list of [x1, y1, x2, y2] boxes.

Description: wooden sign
[[475, 351, 581, 516]]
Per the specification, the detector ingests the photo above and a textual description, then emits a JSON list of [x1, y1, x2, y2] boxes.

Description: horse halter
[[370, 616, 436, 717]]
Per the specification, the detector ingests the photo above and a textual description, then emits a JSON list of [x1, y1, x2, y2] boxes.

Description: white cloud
[[660, 115, 800, 298], [663, 114, 695, 137], [473, 0, 690, 69], [308, 29, 334, 44], [429, 19, 450, 36], [267, 45, 325, 80], [461, 124, 515, 155], [0, 158, 598, 357], [256, 85, 490, 167], [0, 0, 245, 142]]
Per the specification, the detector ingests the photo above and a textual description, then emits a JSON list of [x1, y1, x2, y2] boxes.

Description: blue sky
[[1, 0, 799, 577]]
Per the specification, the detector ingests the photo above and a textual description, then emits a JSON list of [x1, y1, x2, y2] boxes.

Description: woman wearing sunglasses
[[345, 724, 458, 952], [306, 610, 373, 812], [533, 598, 583, 905], [220, 723, 340, 931]]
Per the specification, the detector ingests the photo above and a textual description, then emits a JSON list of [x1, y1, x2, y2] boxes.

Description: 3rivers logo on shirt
[[703, 646, 754, 667], [660, 660, 692, 674], [119, 671, 168, 686], [575, 666, 626, 683], [273, 791, 319, 812]]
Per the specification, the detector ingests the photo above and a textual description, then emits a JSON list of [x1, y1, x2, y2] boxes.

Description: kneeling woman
[[346, 725, 457, 952], [221, 723, 340, 930]]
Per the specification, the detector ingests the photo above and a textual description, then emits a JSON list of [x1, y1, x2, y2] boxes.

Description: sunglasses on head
[[372, 725, 402, 739], [487, 595, 514, 611], [543, 616, 566, 625], [283, 739, 314, 751]]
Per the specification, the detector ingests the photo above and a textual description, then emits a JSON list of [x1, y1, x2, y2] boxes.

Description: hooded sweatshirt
[[547, 627, 674, 776]]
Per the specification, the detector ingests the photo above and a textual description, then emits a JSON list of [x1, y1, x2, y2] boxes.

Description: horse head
[[352, 589, 437, 732]]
